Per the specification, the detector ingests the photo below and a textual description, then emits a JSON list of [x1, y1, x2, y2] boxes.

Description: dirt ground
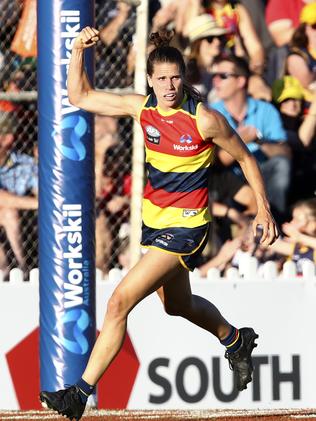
[[1, 409, 316, 421]]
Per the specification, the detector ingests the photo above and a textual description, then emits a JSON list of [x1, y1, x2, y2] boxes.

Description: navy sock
[[76, 378, 95, 403], [220, 326, 242, 354]]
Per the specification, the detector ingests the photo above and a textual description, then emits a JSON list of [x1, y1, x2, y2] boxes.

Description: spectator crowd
[[0, 0, 316, 280]]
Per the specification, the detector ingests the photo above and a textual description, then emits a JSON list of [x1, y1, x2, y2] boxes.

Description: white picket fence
[[2, 255, 315, 283]]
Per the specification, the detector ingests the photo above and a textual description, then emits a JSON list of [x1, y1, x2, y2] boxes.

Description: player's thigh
[[112, 248, 182, 314]]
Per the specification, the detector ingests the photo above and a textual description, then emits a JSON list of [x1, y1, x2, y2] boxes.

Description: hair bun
[[149, 30, 174, 48]]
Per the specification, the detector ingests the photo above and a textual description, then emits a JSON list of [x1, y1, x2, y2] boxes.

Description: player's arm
[[68, 26, 144, 119], [199, 105, 279, 246]]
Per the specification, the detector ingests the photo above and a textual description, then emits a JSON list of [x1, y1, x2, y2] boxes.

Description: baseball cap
[[300, 2, 316, 25], [272, 76, 304, 104], [186, 14, 228, 43]]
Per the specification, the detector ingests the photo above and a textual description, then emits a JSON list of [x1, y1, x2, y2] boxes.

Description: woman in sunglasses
[[286, 2, 316, 96], [185, 13, 229, 101], [184, 0, 265, 76]]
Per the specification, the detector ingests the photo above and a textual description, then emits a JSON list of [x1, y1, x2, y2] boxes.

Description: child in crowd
[[269, 198, 316, 273]]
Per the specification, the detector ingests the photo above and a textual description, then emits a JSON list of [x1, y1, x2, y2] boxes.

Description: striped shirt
[[139, 93, 215, 229]]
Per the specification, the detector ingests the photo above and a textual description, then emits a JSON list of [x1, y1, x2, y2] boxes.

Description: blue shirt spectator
[[211, 96, 287, 163], [209, 55, 291, 220]]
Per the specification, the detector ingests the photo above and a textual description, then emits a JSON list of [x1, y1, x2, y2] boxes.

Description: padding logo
[[145, 125, 161, 144], [52, 115, 87, 161], [59, 308, 90, 355]]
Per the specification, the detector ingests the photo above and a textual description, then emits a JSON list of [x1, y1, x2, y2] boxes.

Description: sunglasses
[[204, 35, 226, 43], [310, 23, 316, 30], [211, 72, 240, 80]]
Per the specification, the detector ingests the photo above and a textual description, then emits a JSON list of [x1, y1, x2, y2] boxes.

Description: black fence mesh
[[0, 1, 138, 279]]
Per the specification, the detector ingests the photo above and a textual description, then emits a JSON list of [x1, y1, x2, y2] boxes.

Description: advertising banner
[[1, 279, 315, 409], [37, 0, 96, 391]]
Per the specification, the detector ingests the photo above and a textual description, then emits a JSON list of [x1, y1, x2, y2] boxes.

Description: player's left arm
[[198, 105, 279, 245]]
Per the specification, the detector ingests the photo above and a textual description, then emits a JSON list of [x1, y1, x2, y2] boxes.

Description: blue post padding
[[38, 0, 96, 390]]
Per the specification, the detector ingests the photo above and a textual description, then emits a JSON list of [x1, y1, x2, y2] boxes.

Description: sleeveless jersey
[[139, 93, 215, 230]]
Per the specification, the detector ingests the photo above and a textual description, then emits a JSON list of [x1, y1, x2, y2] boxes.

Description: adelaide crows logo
[[179, 134, 193, 144]]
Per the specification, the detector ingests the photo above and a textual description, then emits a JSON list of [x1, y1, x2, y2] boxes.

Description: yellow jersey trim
[[141, 227, 208, 257], [141, 244, 183, 256], [196, 102, 207, 141], [155, 94, 188, 116], [141, 247, 195, 270], [142, 199, 211, 228], [179, 256, 190, 270], [145, 146, 214, 173]]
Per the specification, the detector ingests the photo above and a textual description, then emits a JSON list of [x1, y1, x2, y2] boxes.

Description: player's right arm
[[68, 26, 144, 119]]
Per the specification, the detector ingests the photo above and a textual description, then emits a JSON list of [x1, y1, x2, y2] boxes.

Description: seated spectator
[[199, 217, 277, 276], [205, 161, 257, 256], [182, 0, 272, 100], [268, 198, 316, 273], [99, 1, 132, 47], [286, 2, 316, 97], [185, 13, 229, 101], [272, 75, 316, 203], [115, 223, 131, 275], [95, 0, 136, 88], [199, 235, 242, 276], [265, 0, 311, 91], [95, 115, 130, 273], [152, 0, 191, 37], [183, 0, 265, 76], [0, 112, 38, 279], [240, 0, 283, 85], [95, 115, 118, 276], [241, 0, 274, 56], [0, 0, 23, 90], [209, 161, 257, 216], [265, 0, 313, 48], [273, 76, 312, 146], [209, 55, 291, 222]]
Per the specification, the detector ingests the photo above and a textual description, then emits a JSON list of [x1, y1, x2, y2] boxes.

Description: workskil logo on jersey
[[174, 133, 198, 151], [145, 125, 161, 145]]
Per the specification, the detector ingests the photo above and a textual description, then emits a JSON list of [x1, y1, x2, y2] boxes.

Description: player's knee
[[106, 289, 128, 320]]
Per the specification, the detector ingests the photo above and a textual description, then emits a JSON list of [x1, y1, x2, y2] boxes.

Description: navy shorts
[[141, 222, 209, 271]]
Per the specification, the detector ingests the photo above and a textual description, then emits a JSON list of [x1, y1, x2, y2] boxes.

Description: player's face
[[147, 62, 184, 110]]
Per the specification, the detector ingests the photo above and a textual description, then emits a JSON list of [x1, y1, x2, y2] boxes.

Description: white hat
[[186, 14, 228, 43]]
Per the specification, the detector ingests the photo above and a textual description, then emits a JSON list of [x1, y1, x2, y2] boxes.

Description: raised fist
[[73, 26, 99, 50]]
